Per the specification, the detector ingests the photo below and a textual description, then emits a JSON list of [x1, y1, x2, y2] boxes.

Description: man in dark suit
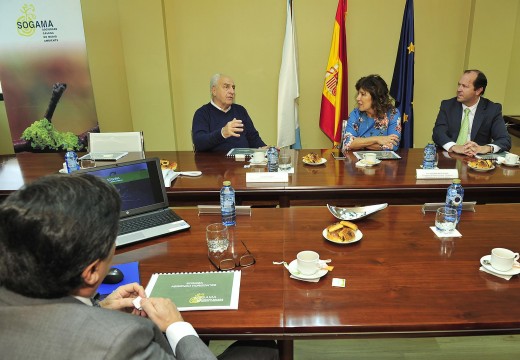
[[432, 69, 511, 156], [0, 174, 278, 360], [0, 174, 217, 359]]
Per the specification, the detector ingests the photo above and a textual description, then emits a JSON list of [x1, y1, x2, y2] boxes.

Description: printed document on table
[[145, 271, 241, 311]]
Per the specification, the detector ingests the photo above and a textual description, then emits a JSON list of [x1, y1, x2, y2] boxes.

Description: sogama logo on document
[[16, 4, 55, 38]]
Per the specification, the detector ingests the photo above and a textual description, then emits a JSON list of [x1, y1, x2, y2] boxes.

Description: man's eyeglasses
[[209, 240, 256, 271]]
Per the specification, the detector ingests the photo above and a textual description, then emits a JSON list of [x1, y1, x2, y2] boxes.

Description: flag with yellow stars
[[390, 0, 415, 149]]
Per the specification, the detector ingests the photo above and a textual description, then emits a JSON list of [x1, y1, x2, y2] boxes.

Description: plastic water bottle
[[220, 181, 236, 226], [423, 142, 436, 169], [267, 146, 279, 172], [64, 148, 80, 173], [445, 179, 464, 223]]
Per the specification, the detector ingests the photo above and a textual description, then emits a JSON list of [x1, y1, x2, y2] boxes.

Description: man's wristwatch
[[488, 145, 493, 154]]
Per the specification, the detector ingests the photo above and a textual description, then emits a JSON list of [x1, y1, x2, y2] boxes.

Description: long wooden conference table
[[1, 147, 520, 206], [113, 204, 520, 360]]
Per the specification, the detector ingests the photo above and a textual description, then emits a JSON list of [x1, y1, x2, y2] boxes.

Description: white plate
[[468, 164, 495, 172], [480, 255, 520, 276], [303, 158, 327, 166], [287, 259, 328, 280], [322, 228, 363, 244], [501, 161, 520, 167]]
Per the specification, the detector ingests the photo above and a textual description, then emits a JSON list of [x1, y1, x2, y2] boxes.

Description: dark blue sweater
[[192, 103, 266, 152]]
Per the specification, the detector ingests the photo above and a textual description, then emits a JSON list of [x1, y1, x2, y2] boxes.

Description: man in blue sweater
[[192, 74, 266, 152]]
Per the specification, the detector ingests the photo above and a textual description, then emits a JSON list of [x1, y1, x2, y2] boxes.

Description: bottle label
[[424, 145, 436, 161], [65, 151, 80, 172]]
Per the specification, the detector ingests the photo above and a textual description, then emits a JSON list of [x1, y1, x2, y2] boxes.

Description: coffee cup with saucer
[[250, 151, 266, 164], [480, 254, 520, 276], [503, 153, 519, 166]]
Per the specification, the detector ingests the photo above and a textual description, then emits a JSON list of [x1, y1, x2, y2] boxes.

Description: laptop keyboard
[[119, 210, 182, 235]]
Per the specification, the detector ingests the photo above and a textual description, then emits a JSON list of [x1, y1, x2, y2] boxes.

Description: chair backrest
[[88, 131, 144, 152]]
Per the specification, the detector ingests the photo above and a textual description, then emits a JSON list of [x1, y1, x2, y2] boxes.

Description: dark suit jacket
[[0, 287, 216, 360], [432, 97, 511, 151]]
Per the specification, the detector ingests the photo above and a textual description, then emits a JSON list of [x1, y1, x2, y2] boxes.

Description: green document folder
[[145, 271, 241, 311]]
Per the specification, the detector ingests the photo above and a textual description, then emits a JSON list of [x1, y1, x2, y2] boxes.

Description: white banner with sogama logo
[[0, 0, 98, 152]]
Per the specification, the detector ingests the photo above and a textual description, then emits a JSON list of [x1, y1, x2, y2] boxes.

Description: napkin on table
[[479, 266, 512, 280], [430, 226, 462, 238]]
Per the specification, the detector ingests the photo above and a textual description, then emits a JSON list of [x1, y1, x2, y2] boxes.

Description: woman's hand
[[376, 134, 399, 149]]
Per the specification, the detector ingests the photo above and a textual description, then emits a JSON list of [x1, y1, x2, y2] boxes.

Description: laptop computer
[[78, 157, 190, 247], [79, 132, 144, 161]]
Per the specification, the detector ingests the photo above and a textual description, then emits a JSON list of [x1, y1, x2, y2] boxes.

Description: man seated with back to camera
[[0, 174, 278, 360], [432, 69, 511, 156], [192, 73, 267, 152]]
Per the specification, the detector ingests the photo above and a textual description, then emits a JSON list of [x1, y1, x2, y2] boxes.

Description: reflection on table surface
[[113, 204, 520, 360], [2, 148, 520, 206]]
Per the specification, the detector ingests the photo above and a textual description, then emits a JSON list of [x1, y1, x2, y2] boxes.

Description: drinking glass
[[206, 223, 229, 259], [435, 207, 457, 232], [279, 154, 292, 170]]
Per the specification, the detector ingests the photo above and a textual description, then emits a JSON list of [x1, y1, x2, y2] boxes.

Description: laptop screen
[[78, 158, 168, 218]]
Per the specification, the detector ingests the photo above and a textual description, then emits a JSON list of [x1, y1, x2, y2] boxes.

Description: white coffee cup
[[296, 250, 320, 275], [490, 247, 519, 271], [252, 151, 265, 163], [363, 153, 377, 164], [504, 153, 519, 165]]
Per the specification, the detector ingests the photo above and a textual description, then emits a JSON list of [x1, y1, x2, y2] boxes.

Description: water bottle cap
[[223, 180, 231, 186], [452, 179, 461, 184]]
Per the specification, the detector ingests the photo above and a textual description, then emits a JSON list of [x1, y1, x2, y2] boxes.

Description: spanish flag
[[319, 0, 348, 146]]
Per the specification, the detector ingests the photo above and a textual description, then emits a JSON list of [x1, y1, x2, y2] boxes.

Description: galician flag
[[319, 0, 348, 146], [277, 0, 301, 149]]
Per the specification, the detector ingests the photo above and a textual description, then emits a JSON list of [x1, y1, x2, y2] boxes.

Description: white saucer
[[361, 159, 381, 166], [355, 159, 381, 168], [480, 255, 520, 276], [287, 259, 328, 280], [303, 158, 327, 166], [496, 156, 520, 167], [249, 159, 267, 165], [322, 228, 363, 244]]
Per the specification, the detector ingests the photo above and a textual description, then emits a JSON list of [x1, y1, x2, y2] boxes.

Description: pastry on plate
[[303, 153, 321, 164], [326, 221, 358, 243], [160, 159, 178, 171]]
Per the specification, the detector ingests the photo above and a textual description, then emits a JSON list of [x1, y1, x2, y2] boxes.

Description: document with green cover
[[145, 271, 241, 311]]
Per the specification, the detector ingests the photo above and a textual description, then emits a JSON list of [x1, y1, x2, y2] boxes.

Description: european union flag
[[390, 0, 414, 149]]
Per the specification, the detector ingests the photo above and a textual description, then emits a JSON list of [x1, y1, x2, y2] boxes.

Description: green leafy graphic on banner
[[21, 118, 79, 151]]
